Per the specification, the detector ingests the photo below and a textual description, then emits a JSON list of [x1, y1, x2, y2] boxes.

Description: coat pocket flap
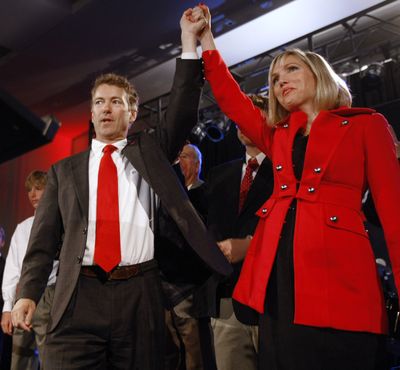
[[324, 204, 367, 238], [256, 198, 276, 218]]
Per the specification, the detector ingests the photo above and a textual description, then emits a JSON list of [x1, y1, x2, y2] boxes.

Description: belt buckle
[[105, 271, 112, 281]]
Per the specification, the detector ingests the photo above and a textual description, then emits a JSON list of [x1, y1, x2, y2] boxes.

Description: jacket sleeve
[[157, 58, 204, 163], [202, 50, 273, 158], [363, 113, 400, 299]]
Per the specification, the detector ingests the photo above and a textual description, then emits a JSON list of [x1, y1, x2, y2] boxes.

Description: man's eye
[[113, 100, 122, 104], [94, 100, 103, 105]]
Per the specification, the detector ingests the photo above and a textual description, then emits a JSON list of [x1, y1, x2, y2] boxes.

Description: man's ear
[[129, 109, 138, 123]]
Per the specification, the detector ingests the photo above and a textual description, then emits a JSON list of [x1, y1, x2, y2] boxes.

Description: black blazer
[[193, 156, 273, 323], [17, 58, 232, 332]]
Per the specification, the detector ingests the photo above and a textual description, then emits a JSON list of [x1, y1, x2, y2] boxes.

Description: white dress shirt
[[84, 139, 157, 266], [2, 216, 59, 312]]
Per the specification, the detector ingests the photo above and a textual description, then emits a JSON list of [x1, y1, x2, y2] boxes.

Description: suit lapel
[[70, 150, 90, 222], [122, 137, 151, 184]]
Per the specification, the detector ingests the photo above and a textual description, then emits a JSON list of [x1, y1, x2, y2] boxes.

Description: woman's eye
[[288, 65, 298, 72]]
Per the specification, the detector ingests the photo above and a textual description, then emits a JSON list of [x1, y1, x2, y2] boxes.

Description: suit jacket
[[193, 157, 273, 323], [203, 49, 400, 335], [17, 58, 232, 332]]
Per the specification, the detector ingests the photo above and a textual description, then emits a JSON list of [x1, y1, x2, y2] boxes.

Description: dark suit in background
[[194, 155, 273, 370]]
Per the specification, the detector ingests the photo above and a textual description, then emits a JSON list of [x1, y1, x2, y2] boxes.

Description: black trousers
[[43, 261, 165, 370]]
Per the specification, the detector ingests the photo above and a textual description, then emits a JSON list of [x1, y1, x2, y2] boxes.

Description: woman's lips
[[282, 88, 294, 97]]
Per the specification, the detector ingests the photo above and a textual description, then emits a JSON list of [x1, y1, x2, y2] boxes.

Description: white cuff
[[2, 301, 13, 312], [181, 52, 199, 60]]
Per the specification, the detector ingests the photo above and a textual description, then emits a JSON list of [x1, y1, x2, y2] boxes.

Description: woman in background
[[181, 6, 400, 370]]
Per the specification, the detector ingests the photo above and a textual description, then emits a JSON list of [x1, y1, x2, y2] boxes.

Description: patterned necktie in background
[[239, 157, 259, 212], [94, 144, 121, 272]]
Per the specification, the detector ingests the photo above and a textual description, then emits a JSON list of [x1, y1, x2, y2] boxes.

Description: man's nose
[[102, 101, 111, 112]]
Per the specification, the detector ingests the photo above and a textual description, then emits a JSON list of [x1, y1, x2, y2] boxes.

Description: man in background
[[197, 95, 274, 370], [179, 143, 204, 190], [1, 170, 58, 369]]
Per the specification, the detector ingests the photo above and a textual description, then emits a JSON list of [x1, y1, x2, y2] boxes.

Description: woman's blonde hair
[[267, 49, 352, 125]]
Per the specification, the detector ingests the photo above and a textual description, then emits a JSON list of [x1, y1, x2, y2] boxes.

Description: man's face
[[28, 184, 45, 210], [179, 145, 199, 181], [91, 84, 137, 143]]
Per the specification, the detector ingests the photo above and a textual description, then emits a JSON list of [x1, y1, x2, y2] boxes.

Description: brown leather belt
[[80, 259, 157, 281]]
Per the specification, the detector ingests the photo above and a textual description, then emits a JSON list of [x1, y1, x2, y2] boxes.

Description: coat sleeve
[[202, 50, 273, 158], [363, 113, 400, 299], [157, 58, 204, 163]]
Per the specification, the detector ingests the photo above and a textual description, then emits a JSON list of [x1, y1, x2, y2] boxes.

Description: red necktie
[[94, 144, 121, 272], [239, 158, 259, 212]]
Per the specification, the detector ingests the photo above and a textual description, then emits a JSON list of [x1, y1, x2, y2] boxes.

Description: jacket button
[[262, 208, 268, 214], [314, 167, 321, 173], [308, 187, 315, 193], [341, 120, 349, 126], [76, 256, 83, 264], [276, 164, 283, 171], [281, 184, 288, 190], [283, 123, 289, 128], [83, 228, 87, 235], [330, 216, 338, 222]]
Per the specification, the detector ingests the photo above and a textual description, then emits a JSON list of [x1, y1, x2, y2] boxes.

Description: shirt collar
[[245, 151, 266, 166], [91, 138, 127, 155]]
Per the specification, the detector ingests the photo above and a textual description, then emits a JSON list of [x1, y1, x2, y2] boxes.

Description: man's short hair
[[186, 144, 202, 169], [91, 73, 139, 111], [248, 94, 268, 112], [25, 170, 47, 192]]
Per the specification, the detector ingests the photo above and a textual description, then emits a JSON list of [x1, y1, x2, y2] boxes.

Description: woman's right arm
[[202, 50, 272, 156], [181, 6, 273, 157], [198, 6, 273, 157]]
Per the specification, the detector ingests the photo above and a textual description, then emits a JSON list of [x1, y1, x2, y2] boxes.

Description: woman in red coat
[[181, 6, 400, 370]]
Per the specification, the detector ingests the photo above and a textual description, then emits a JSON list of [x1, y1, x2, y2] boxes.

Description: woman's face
[[271, 54, 317, 114]]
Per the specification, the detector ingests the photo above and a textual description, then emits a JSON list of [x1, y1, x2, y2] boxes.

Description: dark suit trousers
[[43, 262, 165, 370]]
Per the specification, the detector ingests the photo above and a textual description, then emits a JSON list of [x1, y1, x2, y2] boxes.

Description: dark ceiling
[[0, 0, 399, 135], [0, 0, 291, 119]]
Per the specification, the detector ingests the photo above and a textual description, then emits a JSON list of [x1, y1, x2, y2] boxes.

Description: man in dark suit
[[196, 95, 274, 370], [11, 18, 231, 370]]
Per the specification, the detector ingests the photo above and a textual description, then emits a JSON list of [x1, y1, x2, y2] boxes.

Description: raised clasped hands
[[180, 4, 210, 38]]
